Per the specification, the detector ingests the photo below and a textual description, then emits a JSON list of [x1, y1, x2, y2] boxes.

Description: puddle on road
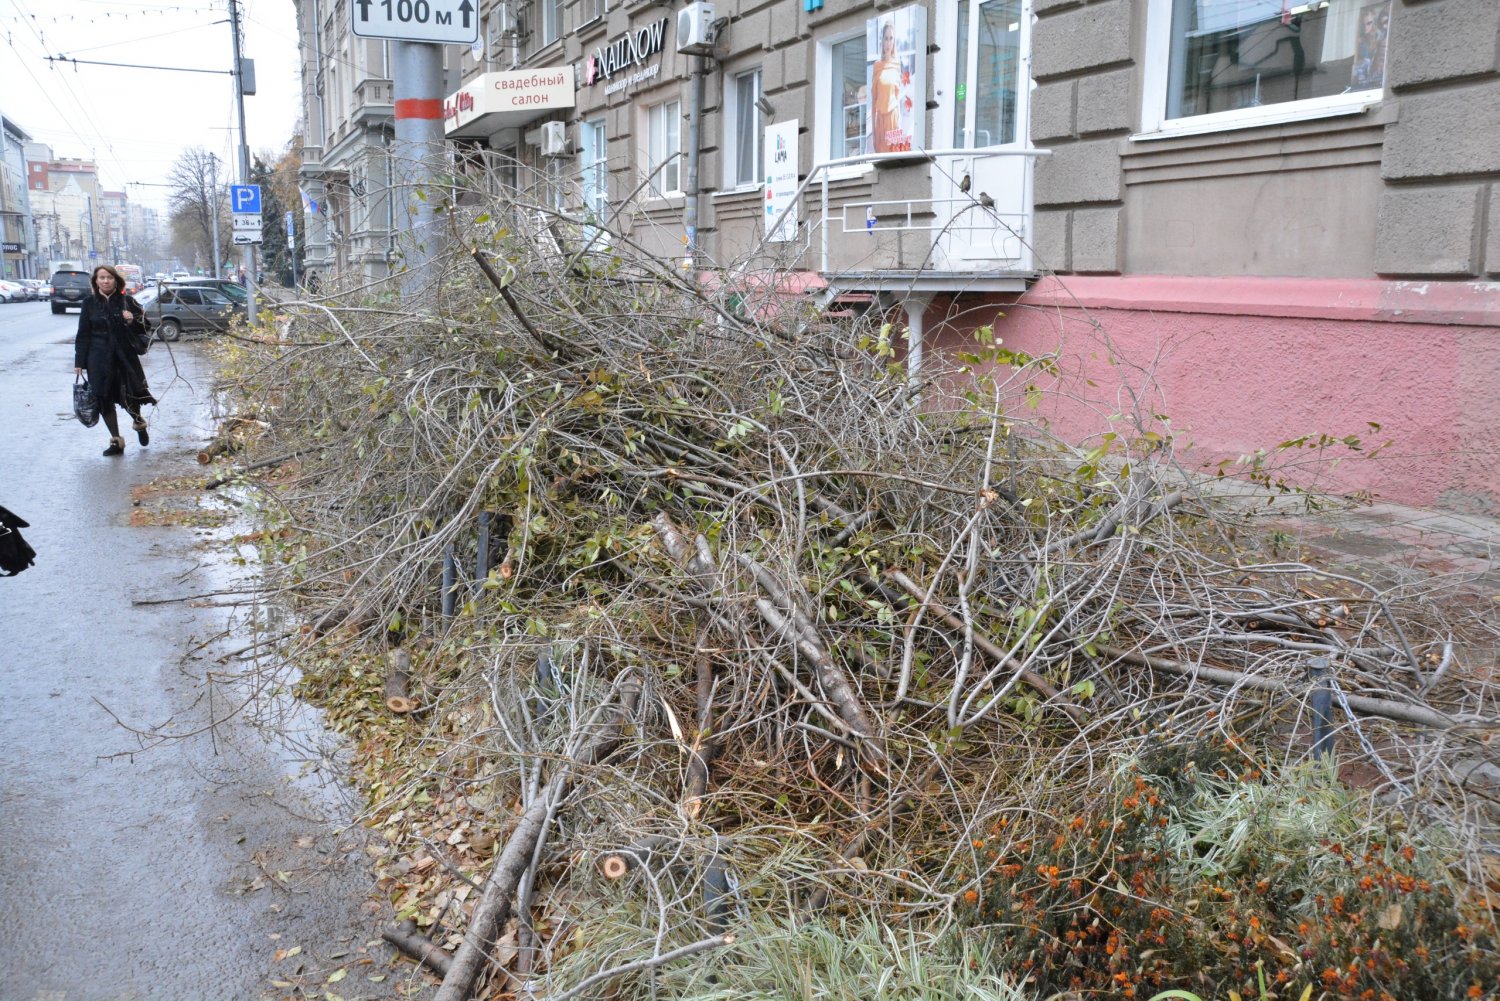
[[131, 472, 367, 827]]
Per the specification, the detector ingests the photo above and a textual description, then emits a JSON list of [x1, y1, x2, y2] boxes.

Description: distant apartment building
[[128, 202, 164, 266], [293, 0, 1500, 512], [1, 111, 37, 279], [25, 144, 110, 270]]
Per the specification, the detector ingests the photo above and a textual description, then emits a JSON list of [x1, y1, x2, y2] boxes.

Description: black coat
[[74, 292, 155, 412]]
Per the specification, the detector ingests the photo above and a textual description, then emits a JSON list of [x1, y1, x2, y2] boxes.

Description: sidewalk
[[1259, 501, 1500, 593]]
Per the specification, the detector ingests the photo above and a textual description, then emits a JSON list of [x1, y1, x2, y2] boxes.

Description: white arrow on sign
[[351, 0, 477, 43]]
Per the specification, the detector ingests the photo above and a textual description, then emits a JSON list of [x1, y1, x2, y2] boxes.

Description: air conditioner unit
[[540, 121, 570, 157], [676, 2, 715, 55], [494, 2, 516, 35]]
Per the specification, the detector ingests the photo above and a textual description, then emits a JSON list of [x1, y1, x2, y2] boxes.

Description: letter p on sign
[[230, 184, 262, 214]]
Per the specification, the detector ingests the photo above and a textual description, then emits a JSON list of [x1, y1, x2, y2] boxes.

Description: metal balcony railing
[[760, 145, 1051, 281]]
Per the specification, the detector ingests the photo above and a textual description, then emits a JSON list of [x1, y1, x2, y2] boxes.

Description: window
[[540, 0, 563, 47], [647, 100, 682, 196], [1141, 0, 1390, 137], [726, 69, 764, 188], [580, 119, 608, 218], [830, 36, 868, 160], [817, 8, 926, 164]]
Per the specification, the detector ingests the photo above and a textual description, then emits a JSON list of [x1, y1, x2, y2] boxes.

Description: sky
[[1, 0, 303, 214]]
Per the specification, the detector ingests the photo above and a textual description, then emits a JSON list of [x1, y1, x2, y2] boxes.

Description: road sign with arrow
[[351, 0, 478, 43]]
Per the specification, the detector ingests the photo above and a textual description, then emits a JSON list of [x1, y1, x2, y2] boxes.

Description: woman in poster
[[870, 20, 904, 152]]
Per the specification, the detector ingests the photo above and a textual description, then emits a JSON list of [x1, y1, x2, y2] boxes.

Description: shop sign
[[764, 119, 799, 243], [444, 67, 576, 136], [582, 18, 668, 87]]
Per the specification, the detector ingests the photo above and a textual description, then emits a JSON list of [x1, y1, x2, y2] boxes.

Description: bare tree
[[167, 147, 230, 270]]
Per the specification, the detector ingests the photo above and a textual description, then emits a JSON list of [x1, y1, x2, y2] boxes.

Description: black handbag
[[73, 373, 99, 427], [126, 296, 153, 354], [0, 505, 36, 577]]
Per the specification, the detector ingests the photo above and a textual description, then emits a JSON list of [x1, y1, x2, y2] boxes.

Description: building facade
[[24, 144, 111, 272], [294, 0, 400, 284], [1, 112, 37, 279], [296, 0, 1500, 512]]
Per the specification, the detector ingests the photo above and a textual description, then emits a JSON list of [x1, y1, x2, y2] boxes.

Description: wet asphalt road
[[0, 302, 428, 1000]]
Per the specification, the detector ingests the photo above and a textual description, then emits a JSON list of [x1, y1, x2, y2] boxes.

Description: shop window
[[725, 69, 764, 189], [817, 6, 926, 165], [647, 100, 682, 196], [1141, 0, 1390, 137], [829, 35, 869, 160]]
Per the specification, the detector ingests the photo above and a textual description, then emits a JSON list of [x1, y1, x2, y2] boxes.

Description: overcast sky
[[1, 0, 303, 213]]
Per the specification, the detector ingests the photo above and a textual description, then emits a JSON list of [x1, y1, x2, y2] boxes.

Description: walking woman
[[73, 264, 155, 456]]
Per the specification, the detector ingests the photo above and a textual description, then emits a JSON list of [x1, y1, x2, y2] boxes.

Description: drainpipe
[[683, 53, 705, 279]]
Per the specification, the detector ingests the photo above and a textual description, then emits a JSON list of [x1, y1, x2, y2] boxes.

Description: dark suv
[[50, 270, 92, 314]]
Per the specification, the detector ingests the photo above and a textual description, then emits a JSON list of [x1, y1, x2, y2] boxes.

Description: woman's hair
[[91, 264, 127, 295]]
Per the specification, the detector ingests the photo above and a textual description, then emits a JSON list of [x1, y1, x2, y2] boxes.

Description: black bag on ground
[[73, 374, 99, 427], [0, 505, 36, 577]]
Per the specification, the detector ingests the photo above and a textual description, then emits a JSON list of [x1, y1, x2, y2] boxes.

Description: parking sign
[[229, 184, 262, 214]]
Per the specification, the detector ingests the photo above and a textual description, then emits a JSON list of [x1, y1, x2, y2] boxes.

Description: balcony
[[774, 146, 1048, 302], [353, 78, 394, 125]]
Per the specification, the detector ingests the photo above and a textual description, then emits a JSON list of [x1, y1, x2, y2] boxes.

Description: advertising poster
[[865, 4, 925, 153], [1350, 1, 1390, 90], [764, 119, 800, 242]]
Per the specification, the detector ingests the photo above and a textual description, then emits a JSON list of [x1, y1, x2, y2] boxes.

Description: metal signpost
[[352, 0, 476, 301]]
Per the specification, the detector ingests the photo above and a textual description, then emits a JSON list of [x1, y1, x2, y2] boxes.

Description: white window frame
[[724, 68, 764, 191], [647, 100, 682, 197], [1135, 0, 1384, 142], [580, 118, 609, 218], [814, 28, 876, 181], [539, 0, 563, 47]]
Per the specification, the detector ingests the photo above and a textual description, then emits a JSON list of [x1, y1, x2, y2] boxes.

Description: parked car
[[137, 284, 247, 340], [50, 270, 92, 313], [160, 277, 247, 302]]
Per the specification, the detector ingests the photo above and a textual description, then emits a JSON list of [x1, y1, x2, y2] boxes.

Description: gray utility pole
[[228, 0, 257, 322], [209, 155, 222, 276], [392, 41, 445, 302]]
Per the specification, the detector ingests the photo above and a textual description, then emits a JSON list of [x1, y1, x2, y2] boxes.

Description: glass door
[[953, 0, 1024, 150], [939, 0, 1031, 265]]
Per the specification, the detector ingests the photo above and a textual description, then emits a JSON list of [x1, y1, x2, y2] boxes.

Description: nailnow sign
[[444, 67, 576, 137], [582, 18, 669, 87]]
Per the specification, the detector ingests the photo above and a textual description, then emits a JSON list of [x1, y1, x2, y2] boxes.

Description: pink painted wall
[[923, 276, 1500, 514]]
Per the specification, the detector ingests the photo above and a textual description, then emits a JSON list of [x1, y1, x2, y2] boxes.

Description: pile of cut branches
[[218, 188, 1500, 1001]]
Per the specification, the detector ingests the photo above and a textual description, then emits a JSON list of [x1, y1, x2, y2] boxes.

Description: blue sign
[[229, 184, 262, 214]]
